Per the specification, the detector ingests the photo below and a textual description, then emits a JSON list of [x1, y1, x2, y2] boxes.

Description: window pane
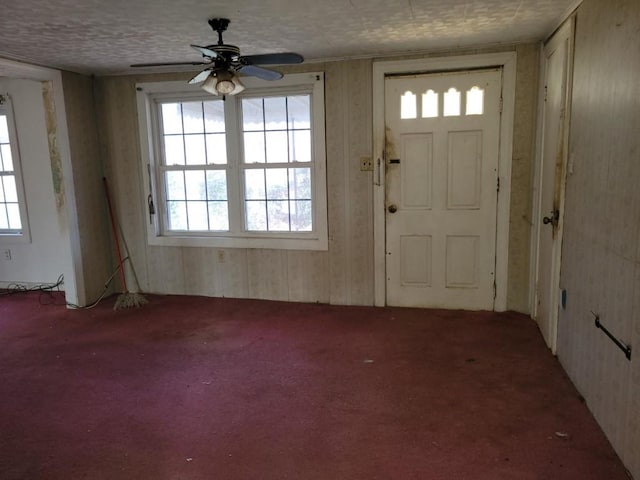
[[290, 200, 312, 231], [182, 102, 204, 134], [401, 91, 417, 119], [0, 205, 7, 229], [244, 169, 265, 200], [204, 101, 225, 133], [444, 88, 461, 116], [2, 176, 18, 202], [266, 131, 288, 163], [421, 90, 438, 118], [167, 201, 187, 230], [164, 135, 185, 165], [289, 168, 311, 199], [1, 144, 13, 171], [165, 171, 185, 200], [267, 200, 290, 231], [264, 97, 287, 130], [184, 170, 206, 200], [266, 169, 288, 200], [184, 134, 206, 165], [0, 178, 5, 202], [206, 171, 227, 201], [187, 201, 208, 230], [205, 133, 227, 164], [245, 200, 267, 230], [288, 96, 310, 129], [242, 98, 264, 131], [289, 130, 311, 163], [7, 203, 22, 230], [208, 201, 229, 231], [243, 132, 265, 163], [466, 86, 484, 115], [161, 103, 183, 134]]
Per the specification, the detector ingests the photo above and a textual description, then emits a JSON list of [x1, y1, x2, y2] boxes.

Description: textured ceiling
[[0, 0, 577, 75]]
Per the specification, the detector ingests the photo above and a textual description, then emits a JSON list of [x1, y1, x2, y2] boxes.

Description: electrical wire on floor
[[0, 256, 131, 309]]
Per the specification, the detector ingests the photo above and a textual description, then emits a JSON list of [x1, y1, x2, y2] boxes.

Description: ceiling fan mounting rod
[[208, 18, 230, 45]]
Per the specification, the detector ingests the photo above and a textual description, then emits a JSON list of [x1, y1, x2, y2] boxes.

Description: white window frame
[[0, 94, 30, 244], [136, 72, 327, 250]]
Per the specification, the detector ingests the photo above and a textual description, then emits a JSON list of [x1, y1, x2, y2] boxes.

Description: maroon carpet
[[0, 293, 629, 479]]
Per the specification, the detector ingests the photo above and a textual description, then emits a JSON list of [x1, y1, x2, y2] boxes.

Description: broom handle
[[103, 177, 128, 292]]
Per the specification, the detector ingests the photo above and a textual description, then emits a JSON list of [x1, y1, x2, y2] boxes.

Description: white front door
[[534, 20, 573, 351], [384, 69, 502, 309]]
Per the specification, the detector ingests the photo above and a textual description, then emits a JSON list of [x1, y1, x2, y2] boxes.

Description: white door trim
[[372, 52, 517, 310]]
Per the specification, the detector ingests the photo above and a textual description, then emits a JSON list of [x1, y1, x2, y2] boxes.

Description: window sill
[[0, 232, 31, 245], [147, 232, 328, 251]]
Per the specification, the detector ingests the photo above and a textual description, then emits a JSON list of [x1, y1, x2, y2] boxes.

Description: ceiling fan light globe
[[201, 75, 220, 95], [215, 79, 236, 95], [231, 74, 245, 94]]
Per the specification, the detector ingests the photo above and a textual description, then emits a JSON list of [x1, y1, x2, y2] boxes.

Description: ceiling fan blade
[[241, 53, 303, 65], [191, 44, 219, 59], [238, 64, 283, 81], [131, 61, 210, 67], [188, 69, 212, 85]]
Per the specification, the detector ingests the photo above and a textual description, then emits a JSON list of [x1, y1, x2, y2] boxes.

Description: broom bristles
[[113, 292, 148, 310]]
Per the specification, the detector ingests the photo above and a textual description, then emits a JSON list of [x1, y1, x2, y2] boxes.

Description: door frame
[[372, 52, 517, 310], [529, 18, 576, 352]]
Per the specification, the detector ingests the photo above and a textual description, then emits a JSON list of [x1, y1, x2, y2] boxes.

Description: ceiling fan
[[131, 18, 304, 96]]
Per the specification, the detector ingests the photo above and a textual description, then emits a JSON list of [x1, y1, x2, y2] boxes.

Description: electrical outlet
[[360, 156, 373, 171], [217, 249, 226, 263], [3, 249, 11, 261]]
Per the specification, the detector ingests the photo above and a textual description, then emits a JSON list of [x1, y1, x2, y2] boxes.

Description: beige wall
[[557, 0, 640, 478], [61, 71, 112, 302], [95, 44, 539, 310], [0, 78, 70, 287]]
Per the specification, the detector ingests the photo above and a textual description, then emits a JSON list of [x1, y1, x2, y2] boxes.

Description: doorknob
[[388, 204, 398, 213], [542, 209, 559, 227]]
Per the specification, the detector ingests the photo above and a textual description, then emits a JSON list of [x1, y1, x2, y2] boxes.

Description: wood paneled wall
[[95, 47, 538, 310], [557, 0, 640, 477]]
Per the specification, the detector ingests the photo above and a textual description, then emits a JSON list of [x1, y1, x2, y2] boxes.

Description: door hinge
[[499, 96, 503, 113], [544, 85, 548, 102], [497, 177, 500, 193], [493, 280, 497, 300]]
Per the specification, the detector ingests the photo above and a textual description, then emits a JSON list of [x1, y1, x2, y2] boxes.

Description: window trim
[[0, 94, 31, 244], [136, 72, 327, 250]]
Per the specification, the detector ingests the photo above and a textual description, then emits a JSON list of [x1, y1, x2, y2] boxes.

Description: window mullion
[[261, 99, 269, 231], [179, 104, 190, 230], [225, 95, 243, 234]]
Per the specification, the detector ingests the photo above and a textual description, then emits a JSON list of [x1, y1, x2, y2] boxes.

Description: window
[[0, 94, 29, 242], [399, 85, 485, 119], [137, 73, 327, 250]]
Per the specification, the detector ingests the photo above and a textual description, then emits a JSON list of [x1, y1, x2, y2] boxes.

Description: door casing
[[372, 53, 517, 310]]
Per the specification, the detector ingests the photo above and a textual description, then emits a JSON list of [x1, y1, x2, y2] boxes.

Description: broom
[[103, 177, 147, 309]]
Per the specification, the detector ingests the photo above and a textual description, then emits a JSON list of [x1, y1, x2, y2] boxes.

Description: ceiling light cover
[[201, 71, 245, 96]]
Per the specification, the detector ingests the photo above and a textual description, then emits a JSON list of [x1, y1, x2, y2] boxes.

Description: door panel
[[400, 235, 431, 286], [448, 130, 482, 209], [385, 69, 501, 309], [446, 235, 479, 288], [534, 21, 573, 351], [401, 134, 433, 208]]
